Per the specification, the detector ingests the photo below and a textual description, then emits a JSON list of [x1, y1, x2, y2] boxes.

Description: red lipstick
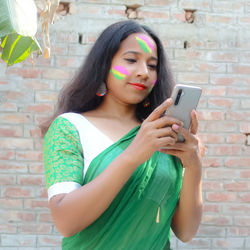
[[129, 83, 147, 90]]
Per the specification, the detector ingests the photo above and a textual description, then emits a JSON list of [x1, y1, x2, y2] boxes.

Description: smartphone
[[165, 84, 202, 142]]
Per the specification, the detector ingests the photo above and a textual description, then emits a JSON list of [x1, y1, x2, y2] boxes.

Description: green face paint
[[135, 35, 155, 54]]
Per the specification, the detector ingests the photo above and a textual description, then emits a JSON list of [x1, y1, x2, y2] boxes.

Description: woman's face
[[106, 32, 158, 105]]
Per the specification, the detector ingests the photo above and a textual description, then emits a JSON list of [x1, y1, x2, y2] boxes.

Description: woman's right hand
[[125, 98, 184, 165]]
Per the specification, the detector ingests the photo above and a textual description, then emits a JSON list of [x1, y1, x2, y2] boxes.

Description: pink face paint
[[135, 35, 155, 54], [110, 65, 130, 80]]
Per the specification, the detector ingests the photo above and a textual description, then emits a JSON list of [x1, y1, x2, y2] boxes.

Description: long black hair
[[41, 20, 175, 136]]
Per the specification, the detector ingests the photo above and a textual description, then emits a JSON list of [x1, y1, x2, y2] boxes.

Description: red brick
[[17, 175, 44, 185], [203, 86, 226, 96], [202, 157, 223, 167], [24, 199, 49, 209], [27, 127, 42, 137], [137, 9, 170, 19], [240, 122, 250, 133], [38, 235, 62, 246], [34, 139, 43, 150], [198, 110, 225, 121], [5, 91, 29, 101], [199, 134, 225, 144], [171, 10, 186, 23], [3, 187, 32, 198], [5, 68, 41, 78], [0, 150, 15, 160], [0, 138, 33, 150], [240, 170, 250, 179], [1, 234, 36, 246], [206, 192, 238, 202], [107, 7, 126, 17], [0, 224, 17, 233], [205, 122, 237, 132], [27, 104, 54, 114], [35, 91, 58, 102], [55, 56, 83, 68], [19, 224, 52, 234], [195, 62, 227, 72], [206, 14, 234, 24], [0, 102, 17, 111], [23, 80, 53, 90], [41, 68, 74, 80], [203, 215, 232, 226], [55, 32, 78, 43], [208, 98, 238, 109], [178, 238, 211, 248], [203, 181, 223, 190], [239, 17, 250, 25], [210, 145, 242, 156], [0, 113, 31, 124], [177, 72, 209, 84], [226, 134, 246, 144], [212, 1, 244, 13], [225, 157, 250, 168], [205, 51, 238, 62], [227, 87, 250, 97], [29, 163, 45, 174], [39, 213, 53, 222], [203, 204, 220, 213], [16, 151, 43, 161], [197, 226, 225, 237], [145, 0, 176, 6], [68, 44, 91, 56], [0, 199, 23, 209], [212, 238, 244, 248], [210, 74, 238, 85], [239, 193, 250, 202], [231, 64, 250, 74], [204, 169, 238, 179], [171, 61, 194, 72], [229, 227, 250, 237], [179, 0, 211, 10], [235, 216, 250, 226], [224, 181, 249, 191], [0, 162, 28, 173], [0, 175, 16, 184], [224, 204, 250, 214]]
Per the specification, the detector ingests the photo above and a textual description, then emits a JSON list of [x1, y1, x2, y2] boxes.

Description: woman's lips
[[129, 83, 147, 90]]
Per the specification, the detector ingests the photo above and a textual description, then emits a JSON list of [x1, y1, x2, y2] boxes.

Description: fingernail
[[173, 124, 179, 130], [193, 110, 197, 115]]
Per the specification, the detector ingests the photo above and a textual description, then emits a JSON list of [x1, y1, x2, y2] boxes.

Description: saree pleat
[[62, 126, 183, 250]]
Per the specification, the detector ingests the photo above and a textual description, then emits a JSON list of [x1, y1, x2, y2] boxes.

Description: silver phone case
[[165, 84, 202, 142]]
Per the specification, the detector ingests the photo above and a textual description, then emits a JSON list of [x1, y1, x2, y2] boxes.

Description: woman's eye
[[125, 58, 136, 63], [148, 64, 157, 70]]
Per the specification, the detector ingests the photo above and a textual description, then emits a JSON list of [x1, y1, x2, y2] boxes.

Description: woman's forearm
[[50, 148, 141, 237], [171, 157, 203, 242]]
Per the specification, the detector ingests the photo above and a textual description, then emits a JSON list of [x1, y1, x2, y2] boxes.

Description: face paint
[[149, 79, 157, 92], [135, 35, 155, 54], [110, 65, 130, 80]]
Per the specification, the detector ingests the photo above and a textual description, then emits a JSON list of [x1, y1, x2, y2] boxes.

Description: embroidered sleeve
[[43, 116, 84, 190]]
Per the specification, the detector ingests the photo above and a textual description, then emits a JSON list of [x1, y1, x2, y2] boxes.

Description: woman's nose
[[136, 62, 149, 79]]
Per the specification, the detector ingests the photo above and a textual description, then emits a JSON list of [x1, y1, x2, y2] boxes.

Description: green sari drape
[[62, 126, 183, 250]]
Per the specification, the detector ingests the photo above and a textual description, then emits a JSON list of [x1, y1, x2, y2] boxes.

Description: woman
[[43, 20, 203, 250]]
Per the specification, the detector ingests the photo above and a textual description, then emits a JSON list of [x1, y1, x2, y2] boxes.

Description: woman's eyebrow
[[122, 51, 158, 61]]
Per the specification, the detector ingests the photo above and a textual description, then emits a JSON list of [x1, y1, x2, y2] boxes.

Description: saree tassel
[[156, 206, 160, 223]]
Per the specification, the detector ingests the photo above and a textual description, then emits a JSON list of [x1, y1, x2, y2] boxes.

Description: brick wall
[[0, 0, 249, 249]]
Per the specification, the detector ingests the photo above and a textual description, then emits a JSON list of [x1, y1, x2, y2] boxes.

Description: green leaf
[[0, 0, 42, 65]]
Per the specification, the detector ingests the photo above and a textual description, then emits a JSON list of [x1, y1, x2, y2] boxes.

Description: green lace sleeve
[[43, 116, 84, 189]]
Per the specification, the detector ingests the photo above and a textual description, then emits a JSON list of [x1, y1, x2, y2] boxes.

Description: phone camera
[[174, 89, 182, 105]]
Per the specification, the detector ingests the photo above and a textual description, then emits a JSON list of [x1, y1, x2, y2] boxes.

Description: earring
[[143, 98, 150, 107], [96, 82, 107, 96]]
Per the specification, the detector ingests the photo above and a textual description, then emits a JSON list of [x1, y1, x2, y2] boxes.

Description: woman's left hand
[[158, 110, 202, 168]]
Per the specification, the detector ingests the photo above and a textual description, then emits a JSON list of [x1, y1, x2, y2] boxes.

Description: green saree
[[62, 125, 183, 250]]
